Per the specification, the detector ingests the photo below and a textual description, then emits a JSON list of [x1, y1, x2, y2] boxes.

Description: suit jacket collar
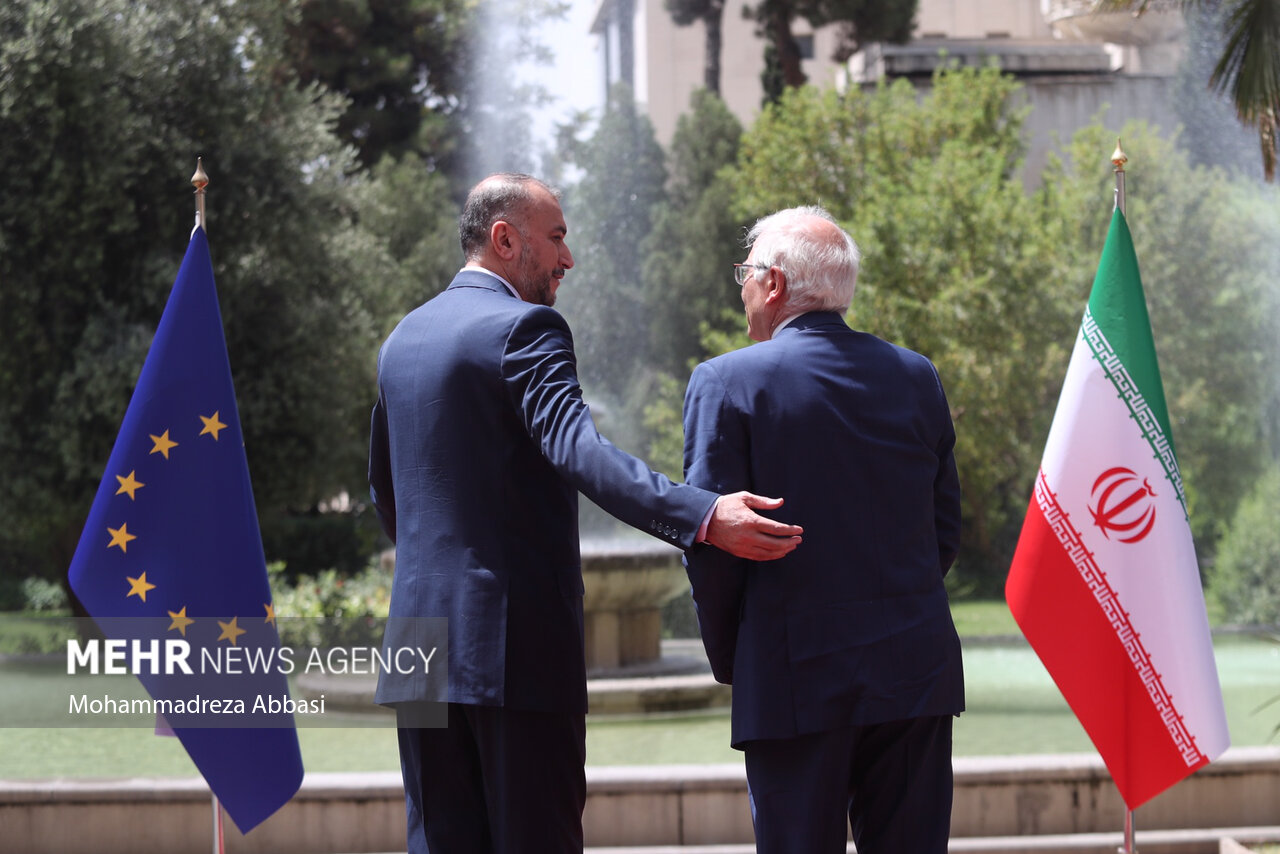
[[773, 310, 848, 337], [447, 267, 520, 299]]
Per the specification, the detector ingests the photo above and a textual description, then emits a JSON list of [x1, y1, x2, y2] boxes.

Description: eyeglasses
[[734, 263, 768, 287]]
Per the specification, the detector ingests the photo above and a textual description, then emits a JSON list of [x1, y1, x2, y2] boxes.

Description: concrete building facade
[[591, 0, 1187, 174]]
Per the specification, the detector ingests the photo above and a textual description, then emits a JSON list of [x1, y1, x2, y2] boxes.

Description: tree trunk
[[767, 2, 806, 89], [703, 0, 725, 95]]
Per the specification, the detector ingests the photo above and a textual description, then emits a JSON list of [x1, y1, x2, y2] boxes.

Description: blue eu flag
[[67, 226, 304, 832]]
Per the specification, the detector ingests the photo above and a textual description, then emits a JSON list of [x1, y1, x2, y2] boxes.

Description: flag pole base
[[1117, 808, 1137, 853]]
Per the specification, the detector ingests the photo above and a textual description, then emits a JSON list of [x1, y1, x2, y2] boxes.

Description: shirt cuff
[[695, 496, 721, 544]]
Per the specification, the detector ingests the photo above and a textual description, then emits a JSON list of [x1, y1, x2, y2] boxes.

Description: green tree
[[637, 91, 745, 476], [747, 0, 917, 93], [665, 0, 727, 94], [281, 0, 470, 170], [282, 0, 567, 183], [353, 152, 461, 295], [1044, 122, 1280, 556], [1209, 462, 1280, 624], [642, 91, 746, 379], [556, 83, 668, 448], [0, 0, 441, 583], [725, 69, 1280, 590], [732, 68, 1073, 589]]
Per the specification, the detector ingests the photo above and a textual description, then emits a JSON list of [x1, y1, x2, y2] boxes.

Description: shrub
[[1210, 464, 1280, 626], [260, 509, 385, 581], [270, 563, 392, 650], [21, 577, 68, 613]]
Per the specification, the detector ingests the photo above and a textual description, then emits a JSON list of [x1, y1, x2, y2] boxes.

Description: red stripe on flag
[[1006, 485, 1210, 809]]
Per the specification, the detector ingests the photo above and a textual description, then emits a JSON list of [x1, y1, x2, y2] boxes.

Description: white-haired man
[[682, 205, 965, 853]]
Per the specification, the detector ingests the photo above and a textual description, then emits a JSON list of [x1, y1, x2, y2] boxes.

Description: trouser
[[397, 702, 587, 854], [744, 714, 954, 854]]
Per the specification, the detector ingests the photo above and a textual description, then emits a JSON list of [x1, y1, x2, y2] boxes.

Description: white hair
[[745, 205, 860, 314]]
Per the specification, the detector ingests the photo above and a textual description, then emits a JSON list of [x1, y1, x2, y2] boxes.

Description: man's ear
[[765, 267, 787, 305], [491, 220, 519, 261]]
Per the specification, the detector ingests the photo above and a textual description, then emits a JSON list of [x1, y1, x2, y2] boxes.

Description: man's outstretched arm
[[504, 305, 800, 559]]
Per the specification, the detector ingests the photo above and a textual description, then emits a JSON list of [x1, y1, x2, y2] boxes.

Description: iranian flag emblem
[[1006, 208, 1230, 809]]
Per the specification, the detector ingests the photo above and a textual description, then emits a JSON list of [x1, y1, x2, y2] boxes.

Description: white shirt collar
[[771, 312, 805, 338], [463, 264, 520, 300]]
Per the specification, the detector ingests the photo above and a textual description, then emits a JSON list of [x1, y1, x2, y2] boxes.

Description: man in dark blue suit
[[683, 206, 964, 854], [368, 173, 803, 853]]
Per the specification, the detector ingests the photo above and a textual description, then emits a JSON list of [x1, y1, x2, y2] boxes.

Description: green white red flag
[[1006, 208, 1229, 809]]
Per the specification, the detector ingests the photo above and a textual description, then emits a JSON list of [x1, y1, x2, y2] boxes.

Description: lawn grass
[[2, 602, 1274, 778], [951, 599, 1020, 637], [0, 612, 77, 655], [0, 600, 1030, 653]]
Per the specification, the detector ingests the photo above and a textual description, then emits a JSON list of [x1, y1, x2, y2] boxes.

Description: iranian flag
[[1006, 207, 1229, 809]]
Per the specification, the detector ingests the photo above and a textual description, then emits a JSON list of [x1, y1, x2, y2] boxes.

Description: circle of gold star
[[126, 572, 156, 602], [168, 606, 195, 636], [199, 411, 227, 441], [150, 430, 179, 459], [108, 523, 137, 553], [115, 471, 145, 500], [217, 617, 246, 646]]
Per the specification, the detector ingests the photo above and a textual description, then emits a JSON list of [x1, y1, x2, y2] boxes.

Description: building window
[[795, 34, 815, 60]]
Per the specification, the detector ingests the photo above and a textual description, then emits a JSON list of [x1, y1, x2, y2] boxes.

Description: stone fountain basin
[[299, 537, 725, 713], [580, 537, 690, 675]]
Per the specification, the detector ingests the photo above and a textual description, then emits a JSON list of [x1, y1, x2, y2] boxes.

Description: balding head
[[458, 173, 573, 306], [459, 173, 561, 262], [745, 206, 861, 315]]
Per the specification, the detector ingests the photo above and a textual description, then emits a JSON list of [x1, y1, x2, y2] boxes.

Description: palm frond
[[1209, 0, 1280, 112], [1210, 0, 1280, 178]]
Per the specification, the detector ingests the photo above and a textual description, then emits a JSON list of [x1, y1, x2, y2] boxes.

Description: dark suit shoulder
[[876, 335, 940, 372], [702, 321, 947, 406], [404, 274, 564, 337], [502, 302, 574, 354], [808, 323, 942, 380]]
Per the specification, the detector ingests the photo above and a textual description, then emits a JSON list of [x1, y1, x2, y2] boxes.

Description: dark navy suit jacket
[[682, 311, 964, 747], [370, 270, 716, 714]]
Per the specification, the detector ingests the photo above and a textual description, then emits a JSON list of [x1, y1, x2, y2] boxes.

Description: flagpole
[[1112, 139, 1127, 216], [192, 157, 209, 233], [1111, 137, 1136, 854], [1121, 807, 1137, 854], [191, 156, 226, 854], [213, 794, 225, 854]]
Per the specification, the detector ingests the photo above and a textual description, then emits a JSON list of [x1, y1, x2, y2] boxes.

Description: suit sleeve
[[501, 306, 717, 549], [931, 365, 962, 576], [681, 361, 748, 684]]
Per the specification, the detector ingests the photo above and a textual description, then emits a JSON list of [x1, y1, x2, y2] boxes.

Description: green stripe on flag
[[1082, 209, 1187, 516]]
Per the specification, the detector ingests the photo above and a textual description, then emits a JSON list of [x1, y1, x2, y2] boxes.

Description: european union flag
[[67, 226, 304, 833]]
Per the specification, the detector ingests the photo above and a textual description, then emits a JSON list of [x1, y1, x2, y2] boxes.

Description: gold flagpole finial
[[191, 157, 209, 232], [1111, 139, 1127, 216], [1111, 139, 1128, 171]]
